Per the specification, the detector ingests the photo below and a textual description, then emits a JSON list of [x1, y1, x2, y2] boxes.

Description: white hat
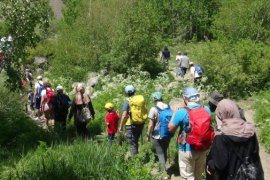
[[56, 85, 64, 91], [37, 75, 42, 80]]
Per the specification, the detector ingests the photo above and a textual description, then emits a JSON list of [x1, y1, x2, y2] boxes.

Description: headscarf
[[216, 99, 255, 138]]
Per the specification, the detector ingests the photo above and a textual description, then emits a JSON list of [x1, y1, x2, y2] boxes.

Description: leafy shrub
[[254, 91, 270, 152], [0, 76, 48, 151], [175, 40, 270, 97]]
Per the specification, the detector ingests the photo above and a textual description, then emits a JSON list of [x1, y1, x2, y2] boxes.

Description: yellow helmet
[[105, 103, 114, 110]]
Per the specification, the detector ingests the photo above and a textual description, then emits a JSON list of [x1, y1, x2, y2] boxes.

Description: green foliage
[[212, 0, 270, 42], [0, 0, 51, 89], [0, 75, 49, 154], [254, 91, 270, 152], [176, 40, 270, 97]]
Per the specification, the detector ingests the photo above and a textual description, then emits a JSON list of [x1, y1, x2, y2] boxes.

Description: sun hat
[[189, 61, 194, 65], [183, 87, 200, 102], [125, 85, 135, 94], [208, 92, 224, 106], [56, 85, 64, 91], [105, 103, 114, 110], [37, 75, 42, 80], [152, 92, 163, 101]]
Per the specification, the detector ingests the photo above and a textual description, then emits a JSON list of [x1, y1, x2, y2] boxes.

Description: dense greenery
[[1, 0, 270, 179], [0, 0, 51, 89], [254, 92, 270, 152]]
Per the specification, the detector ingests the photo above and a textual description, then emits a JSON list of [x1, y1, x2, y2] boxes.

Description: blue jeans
[[108, 133, 115, 144], [126, 124, 144, 155]]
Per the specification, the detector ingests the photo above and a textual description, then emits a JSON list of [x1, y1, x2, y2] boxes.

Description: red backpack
[[46, 88, 55, 104], [179, 106, 214, 151]]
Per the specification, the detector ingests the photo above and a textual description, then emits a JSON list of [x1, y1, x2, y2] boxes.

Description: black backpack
[[228, 138, 261, 180], [56, 94, 70, 114]]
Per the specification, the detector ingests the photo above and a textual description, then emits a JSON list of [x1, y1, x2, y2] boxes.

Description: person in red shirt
[[105, 103, 119, 144]]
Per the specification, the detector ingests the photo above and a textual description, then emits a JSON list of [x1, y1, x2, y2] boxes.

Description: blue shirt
[[172, 104, 211, 151]]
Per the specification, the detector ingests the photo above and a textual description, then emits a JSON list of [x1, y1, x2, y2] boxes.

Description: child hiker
[[105, 103, 120, 144]]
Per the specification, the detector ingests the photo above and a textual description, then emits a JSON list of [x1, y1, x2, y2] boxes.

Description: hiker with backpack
[[119, 85, 147, 155], [105, 102, 120, 144], [178, 52, 190, 79], [206, 99, 264, 180], [146, 92, 173, 175], [190, 62, 204, 84], [68, 83, 95, 138], [168, 87, 214, 180], [40, 81, 55, 127], [52, 85, 71, 132], [33, 75, 44, 118]]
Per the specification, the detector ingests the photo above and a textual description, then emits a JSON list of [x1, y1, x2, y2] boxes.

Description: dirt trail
[[49, 0, 64, 19]]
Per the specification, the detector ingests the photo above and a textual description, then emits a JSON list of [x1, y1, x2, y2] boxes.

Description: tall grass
[[1, 140, 153, 179]]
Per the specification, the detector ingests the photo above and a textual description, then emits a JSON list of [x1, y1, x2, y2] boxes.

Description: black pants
[[181, 67, 187, 77], [76, 122, 89, 138]]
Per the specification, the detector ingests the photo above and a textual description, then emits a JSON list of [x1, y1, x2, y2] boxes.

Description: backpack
[[156, 106, 174, 139], [178, 106, 214, 151], [57, 94, 70, 114], [46, 88, 55, 104], [226, 137, 260, 180], [127, 95, 147, 125], [37, 83, 44, 98], [194, 64, 204, 76]]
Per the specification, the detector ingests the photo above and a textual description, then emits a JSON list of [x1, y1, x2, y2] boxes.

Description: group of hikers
[[24, 57, 264, 180], [27, 75, 95, 137], [160, 47, 204, 84]]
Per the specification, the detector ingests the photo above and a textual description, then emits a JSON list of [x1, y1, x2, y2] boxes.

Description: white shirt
[[34, 80, 43, 89], [190, 66, 201, 78], [176, 55, 183, 62]]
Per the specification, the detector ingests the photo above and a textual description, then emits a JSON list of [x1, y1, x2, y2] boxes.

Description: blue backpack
[[195, 64, 204, 76], [37, 83, 44, 98], [156, 106, 174, 139]]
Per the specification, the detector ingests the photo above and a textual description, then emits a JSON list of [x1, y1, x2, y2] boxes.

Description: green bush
[[0, 76, 48, 151], [174, 40, 270, 97], [254, 91, 270, 152]]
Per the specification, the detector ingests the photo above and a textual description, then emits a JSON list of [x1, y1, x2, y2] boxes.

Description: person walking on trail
[[33, 75, 44, 118], [168, 87, 214, 180], [68, 83, 95, 138], [105, 102, 120, 144], [206, 99, 264, 180], [146, 92, 173, 175], [52, 85, 71, 133], [40, 81, 55, 127], [178, 52, 190, 79], [176, 51, 183, 77], [161, 47, 171, 63], [118, 85, 147, 156], [190, 62, 203, 84], [207, 91, 246, 131]]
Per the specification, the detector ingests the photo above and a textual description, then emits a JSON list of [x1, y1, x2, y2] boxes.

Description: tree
[[0, 0, 51, 89]]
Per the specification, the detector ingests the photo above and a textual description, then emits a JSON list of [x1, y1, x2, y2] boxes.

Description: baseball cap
[[37, 75, 42, 80], [125, 85, 135, 94], [208, 92, 224, 106], [183, 87, 200, 102], [152, 92, 163, 101], [56, 85, 64, 91]]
